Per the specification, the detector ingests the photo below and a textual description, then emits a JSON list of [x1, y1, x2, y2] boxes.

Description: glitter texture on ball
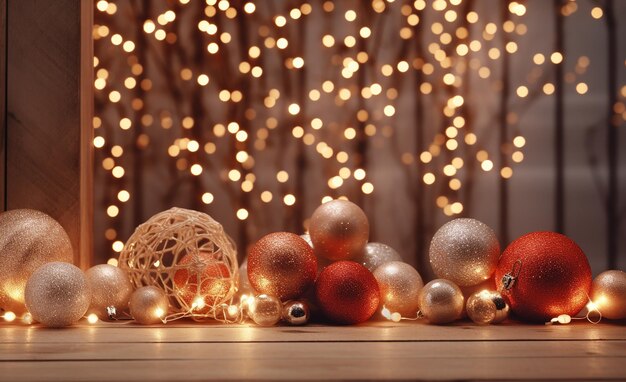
[[359, 242, 402, 272], [0, 209, 73, 314], [429, 218, 500, 287], [25, 262, 91, 328], [373, 261, 423, 317], [315, 261, 380, 324], [495, 231, 592, 322], [86, 264, 133, 319], [309, 200, 369, 261], [248, 232, 317, 301]]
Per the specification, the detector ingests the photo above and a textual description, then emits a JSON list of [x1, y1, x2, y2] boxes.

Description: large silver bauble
[[429, 218, 500, 287], [359, 242, 402, 271]]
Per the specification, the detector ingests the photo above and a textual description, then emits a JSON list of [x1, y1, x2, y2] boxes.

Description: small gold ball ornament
[[24, 262, 91, 328], [373, 261, 423, 317], [85, 264, 133, 319], [309, 200, 369, 261], [590, 270, 626, 320], [129, 286, 169, 325], [466, 290, 509, 324], [418, 279, 464, 324], [248, 294, 282, 326], [282, 300, 310, 325], [0, 209, 73, 314]]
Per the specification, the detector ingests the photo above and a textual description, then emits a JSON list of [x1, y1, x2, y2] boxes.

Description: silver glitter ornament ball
[[282, 300, 310, 325], [373, 261, 423, 317], [418, 279, 464, 324], [25, 262, 91, 328], [85, 264, 133, 320], [429, 218, 500, 287], [466, 290, 509, 325], [358, 242, 402, 272]]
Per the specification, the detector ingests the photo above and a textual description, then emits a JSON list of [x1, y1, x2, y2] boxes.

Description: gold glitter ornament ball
[[429, 218, 500, 287], [359, 242, 402, 272], [418, 279, 464, 324], [591, 270, 626, 320], [248, 294, 282, 326], [129, 286, 169, 325], [310, 200, 370, 261], [466, 290, 509, 325], [373, 261, 423, 317], [85, 264, 133, 319], [24, 262, 91, 328], [248, 232, 317, 301], [0, 209, 73, 314]]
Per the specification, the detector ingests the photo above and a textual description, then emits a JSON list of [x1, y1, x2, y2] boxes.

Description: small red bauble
[[495, 231, 592, 322], [248, 232, 317, 301], [315, 261, 380, 324], [173, 252, 231, 311]]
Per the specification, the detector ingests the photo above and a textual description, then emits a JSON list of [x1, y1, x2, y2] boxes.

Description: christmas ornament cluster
[[0, 205, 625, 328]]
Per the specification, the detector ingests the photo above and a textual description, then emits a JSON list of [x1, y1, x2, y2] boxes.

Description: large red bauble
[[248, 232, 317, 301], [173, 252, 231, 311], [495, 231, 592, 322], [315, 261, 380, 324]]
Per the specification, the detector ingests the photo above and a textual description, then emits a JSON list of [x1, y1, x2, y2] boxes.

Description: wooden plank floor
[[0, 320, 624, 381]]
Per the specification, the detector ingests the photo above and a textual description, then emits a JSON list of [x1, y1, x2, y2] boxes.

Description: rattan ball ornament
[[173, 252, 232, 312], [0, 209, 73, 314], [25, 262, 91, 328], [86, 264, 133, 320], [119, 208, 238, 320]]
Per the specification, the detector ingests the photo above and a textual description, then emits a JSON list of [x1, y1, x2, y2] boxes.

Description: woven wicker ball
[[119, 207, 238, 321]]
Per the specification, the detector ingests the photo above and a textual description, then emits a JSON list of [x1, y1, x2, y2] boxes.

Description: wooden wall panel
[[0, 0, 6, 210], [5, 0, 93, 268]]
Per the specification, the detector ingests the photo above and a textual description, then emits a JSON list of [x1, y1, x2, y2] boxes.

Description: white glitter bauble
[[429, 218, 500, 287], [25, 262, 91, 328]]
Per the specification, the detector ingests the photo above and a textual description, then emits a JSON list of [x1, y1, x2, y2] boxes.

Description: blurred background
[[92, 0, 626, 277]]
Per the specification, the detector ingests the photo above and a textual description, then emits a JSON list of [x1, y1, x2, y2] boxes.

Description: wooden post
[[2, 0, 93, 268]]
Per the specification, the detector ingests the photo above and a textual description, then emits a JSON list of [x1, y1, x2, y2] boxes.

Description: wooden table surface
[[0, 320, 624, 381]]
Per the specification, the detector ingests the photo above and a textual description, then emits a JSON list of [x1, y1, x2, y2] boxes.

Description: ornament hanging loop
[[500, 259, 522, 293]]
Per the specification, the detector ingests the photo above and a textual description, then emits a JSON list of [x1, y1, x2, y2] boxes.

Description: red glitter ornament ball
[[315, 261, 380, 324], [173, 252, 231, 311], [495, 231, 592, 322], [248, 232, 317, 301]]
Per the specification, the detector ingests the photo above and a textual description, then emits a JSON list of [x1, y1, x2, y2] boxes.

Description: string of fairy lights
[[92, 0, 621, 263]]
